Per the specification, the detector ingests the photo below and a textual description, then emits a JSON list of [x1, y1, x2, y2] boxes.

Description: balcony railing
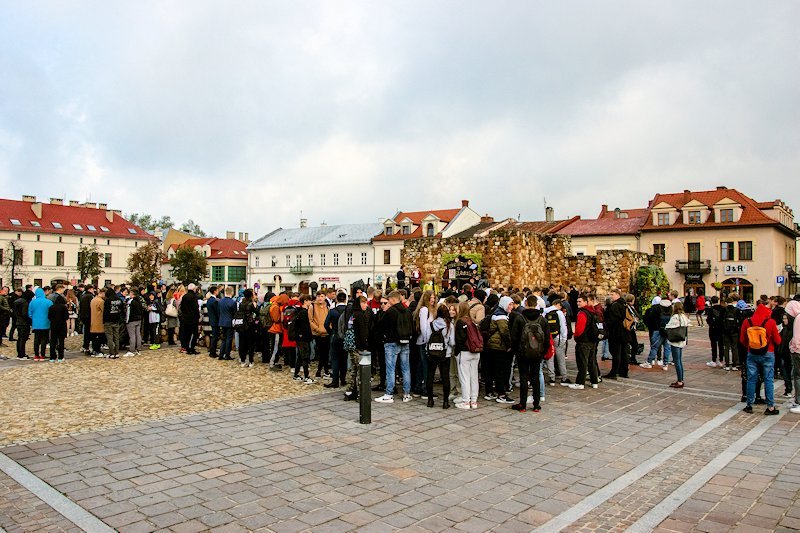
[[290, 265, 313, 275], [675, 259, 712, 274]]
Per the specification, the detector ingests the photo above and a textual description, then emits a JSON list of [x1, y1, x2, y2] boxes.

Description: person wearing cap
[[640, 298, 674, 369]]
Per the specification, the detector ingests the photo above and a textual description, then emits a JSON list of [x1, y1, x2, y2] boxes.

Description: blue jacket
[[28, 287, 53, 330], [207, 296, 220, 327], [218, 297, 237, 328]]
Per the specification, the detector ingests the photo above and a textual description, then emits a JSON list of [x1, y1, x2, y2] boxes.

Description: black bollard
[[359, 351, 372, 424]]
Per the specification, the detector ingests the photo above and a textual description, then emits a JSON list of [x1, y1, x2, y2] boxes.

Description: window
[[100, 226, 109, 232], [657, 213, 670, 226], [87, 225, 96, 231], [285, 255, 290, 267], [333, 253, 339, 266], [93, 239, 97, 244], [106, 240, 110, 245], [347, 252, 353, 265], [73, 224, 83, 230], [30, 221, 41, 227], [653, 244, 666, 259], [308, 254, 313, 266], [385, 227, 392, 236], [52, 222, 62, 229], [296, 254, 302, 266], [212, 266, 225, 282], [254, 256, 260, 267], [58, 236, 62, 243], [127, 228, 137, 234], [688, 211, 701, 224], [104, 253, 112, 267], [720, 242, 734, 261], [36, 235, 40, 241], [720, 209, 734, 223], [687, 243, 701, 262], [56, 251, 65, 267], [361, 252, 368, 265], [738, 241, 753, 261], [227, 266, 246, 282], [0, 250, 2, 264], [426, 223, 435, 237], [10, 219, 21, 226], [271, 255, 277, 267], [104, 279, 112, 287], [34, 250, 43, 266], [402, 226, 410, 235], [320, 253, 326, 266], [34, 278, 43, 287], [383, 249, 391, 265]]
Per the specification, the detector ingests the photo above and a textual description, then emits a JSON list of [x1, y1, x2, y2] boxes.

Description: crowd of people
[[0, 280, 798, 417]]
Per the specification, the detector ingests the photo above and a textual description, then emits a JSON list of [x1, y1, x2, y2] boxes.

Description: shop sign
[[685, 273, 703, 282], [723, 264, 747, 276]]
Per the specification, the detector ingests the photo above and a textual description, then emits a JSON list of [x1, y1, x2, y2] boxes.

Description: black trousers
[[518, 356, 542, 408], [50, 331, 65, 360], [33, 329, 49, 357], [709, 333, 724, 363], [239, 329, 254, 363], [484, 349, 510, 395], [16, 325, 30, 357], [209, 325, 220, 355], [0, 315, 9, 340], [295, 341, 311, 378], [426, 356, 450, 402], [314, 335, 330, 376], [609, 337, 629, 378], [575, 342, 599, 385], [91, 332, 103, 353], [181, 321, 199, 351], [83, 321, 92, 350]]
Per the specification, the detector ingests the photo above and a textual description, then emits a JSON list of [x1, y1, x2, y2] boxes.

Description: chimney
[[300, 218, 308, 228], [49, 198, 63, 205], [614, 207, 621, 219], [600, 204, 608, 216], [545, 206, 554, 222], [244, 233, 249, 241], [84, 202, 97, 209], [99, 203, 108, 210], [226, 231, 235, 240], [461, 199, 469, 208], [69, 200, 80, 207], [480, 215, 494, 223], [22, 195, 36, 203], [716, 186, 727, 190], [31, 202, 42, 219], [238, 232, 244, 241], [112, 209, 122, 216], [105, 210, 114, 223]]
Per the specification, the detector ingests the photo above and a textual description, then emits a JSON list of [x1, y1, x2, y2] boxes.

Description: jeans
[[539, 360, 545, 400], [575, 342, 599, 386], [746, 352, 775, 408], [458, 351, 480, 403], [427, 356, 450, 401], [647, 330, 672, 364], [126, 320, 142, 352], [219, 327, 234, 358], [329, 339, 346, 386], [33, 329, 49, 357], [709, 333, 723, 363], [414, 344, 429, 394], [384, 342, 411, 396], [670, 345, 684, 382], [722, 334, 738, 367]]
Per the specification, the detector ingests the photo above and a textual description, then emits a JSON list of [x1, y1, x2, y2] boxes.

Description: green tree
[[179, 219, 207, 237], [127, 241, 164, 288], [169, 247, 208, 285], [77, 244, 104, 283], [126, 213, 174, 232], [634, 265, 671, 319]]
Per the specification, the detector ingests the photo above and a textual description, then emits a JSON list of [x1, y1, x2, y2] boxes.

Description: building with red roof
[[164, 236, 249, 288], [0, 195, 154, 288]]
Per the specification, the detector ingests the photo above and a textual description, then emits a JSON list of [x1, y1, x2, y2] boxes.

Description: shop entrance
[[720, 277, 754, 304]]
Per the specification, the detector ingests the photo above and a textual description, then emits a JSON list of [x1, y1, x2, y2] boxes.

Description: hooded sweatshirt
[[784, 300, 800, 354], [28, 287, 53, 330], [739, 304, 781, 354], [431, 317, 455, 358]]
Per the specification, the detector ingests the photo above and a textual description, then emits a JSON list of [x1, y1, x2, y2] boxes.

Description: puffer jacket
[[486, 307, 511, 351]]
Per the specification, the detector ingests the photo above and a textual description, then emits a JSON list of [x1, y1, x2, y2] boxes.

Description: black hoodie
[[510, 307, 551, 356]]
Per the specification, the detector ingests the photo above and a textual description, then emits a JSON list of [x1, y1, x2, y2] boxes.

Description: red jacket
[[739, 304, 781, 353]]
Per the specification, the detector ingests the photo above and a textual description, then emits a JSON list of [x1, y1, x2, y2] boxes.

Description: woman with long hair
[[65, 289, 79, 337], [454, 301, 480, 409], [426, 304, 454, 408], [413, 289, 437, 398], [665, 301, 690, 389]]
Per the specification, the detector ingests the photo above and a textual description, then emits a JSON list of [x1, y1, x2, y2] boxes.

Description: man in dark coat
[[79, 285, 96, 354], [179, 283, 201, 354], [48, 284, 69, 361], [605, 289, 629, 379]]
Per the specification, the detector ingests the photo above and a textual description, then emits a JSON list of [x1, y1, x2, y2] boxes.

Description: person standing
[[426, 304, 454, 409], [309, 291, 330, 378], [124, 286, 144, 356], [544, 299, 569, 386], [79, 285, 96, 354], [0, 286, 12, 347], [605, 289, 629, 379], [89, 288, 105, 355], [28, 287, 53, 361], [218, 286, 237, 361], [413, 290, 436, 398], [344, 295, 372, 400], [145, 292, 163, 349], [664, 302, 690, 388], [65, 289, 78, 337], [741, 302, 781, 415], [103, 287, 124, 359], [237, 289, 257, 367], [570, 294, 600, 390], [323, 293, 348, 388], [206, 286, 220, 358], [291, 294, 314, 381], [511, 295, 551, 411], [374, 291, 414, 404], [48, 285, 68, 362], [13, 289, 33, 359], [784, 300, 800, 414], [179, 283, 201, 355], [454, 301, 481, 409], [695, 290, 706, 327], [485, 296, 514, 404]]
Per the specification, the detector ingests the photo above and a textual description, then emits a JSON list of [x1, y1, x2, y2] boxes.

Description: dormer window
[[385, 227, 392, 236], [657, 213, 670, 226], [720, 209, 733, 222], [10, 219, 20, 226], [688, 211, 701, 224], [426, 223, 435, 237], [402, 226, 410, 235]]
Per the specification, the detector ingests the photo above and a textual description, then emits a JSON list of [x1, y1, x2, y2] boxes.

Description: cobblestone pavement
[[0, 326, 797, 532]]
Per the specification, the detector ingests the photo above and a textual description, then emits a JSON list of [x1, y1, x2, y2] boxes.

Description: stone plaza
[[0, 329, 798, 532]]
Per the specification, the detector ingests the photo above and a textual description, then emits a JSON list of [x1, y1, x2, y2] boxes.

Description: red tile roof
[[557, 216, 646, 236], [373, 208, 464, 241], [168, 238, 247, 260], [597, 205, 649, 220], [0, 198, 152, 240], [641, 187, 780, 231]]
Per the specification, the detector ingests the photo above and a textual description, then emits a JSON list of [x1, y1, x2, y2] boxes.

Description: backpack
[[395, 307, 414, 343], [287, 312, 301, 341], [745, 318, 770, 355], [545, 310, 560, 339], [722, 308, 739, 335], [337, 305, 352, 340], [479, 306, 497, 340], [520, 316, 547, 359], [282, 305, 297, 332], [427, 326, 447, 358], [595, 311, 606, 340], [623, 307, 636, 331], [232, 305, 251, 333], [259, 302, 273, 329], [464, 320, 484, 353], [577, 309, 600, 343]]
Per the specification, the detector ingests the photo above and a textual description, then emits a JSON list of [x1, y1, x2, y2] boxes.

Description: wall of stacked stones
[[401, 230, 657, 296]]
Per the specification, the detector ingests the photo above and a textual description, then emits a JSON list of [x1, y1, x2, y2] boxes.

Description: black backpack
[[578, 309, 600, 343], [520, 316, 547, 358], [479, 306, 497, 340], [395, 307, 414, 343], [722, 307, 739, 335], [232, 306, 251, 333], [545, 310, 560, 338], [427, 326, 447, 358]]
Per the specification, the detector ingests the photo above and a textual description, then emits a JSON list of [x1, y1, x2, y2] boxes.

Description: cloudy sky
[[1, 1, 798, 237]]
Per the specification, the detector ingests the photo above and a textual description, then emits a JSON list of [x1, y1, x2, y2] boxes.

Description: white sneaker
[[591, 384, 598, 389], [662, 365, 669, 371], [123, 352, 135, 357], [527, 395, 533, 404], [790, 405, 800, 414], [303, 377, 314, 384], [248, 363, 254, 368], [640, 362, 653, 369], [540, 397, 546, 402], [470, 402, 478, 409], [455, 402, 471, 410], [568, 384, 585, 390], [374, 395, 394, 403], [706, 361, 717, 367], [402, 394, 413, 403]]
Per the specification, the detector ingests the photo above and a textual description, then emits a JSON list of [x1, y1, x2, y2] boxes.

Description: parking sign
[[777, 275, 785, 285]]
